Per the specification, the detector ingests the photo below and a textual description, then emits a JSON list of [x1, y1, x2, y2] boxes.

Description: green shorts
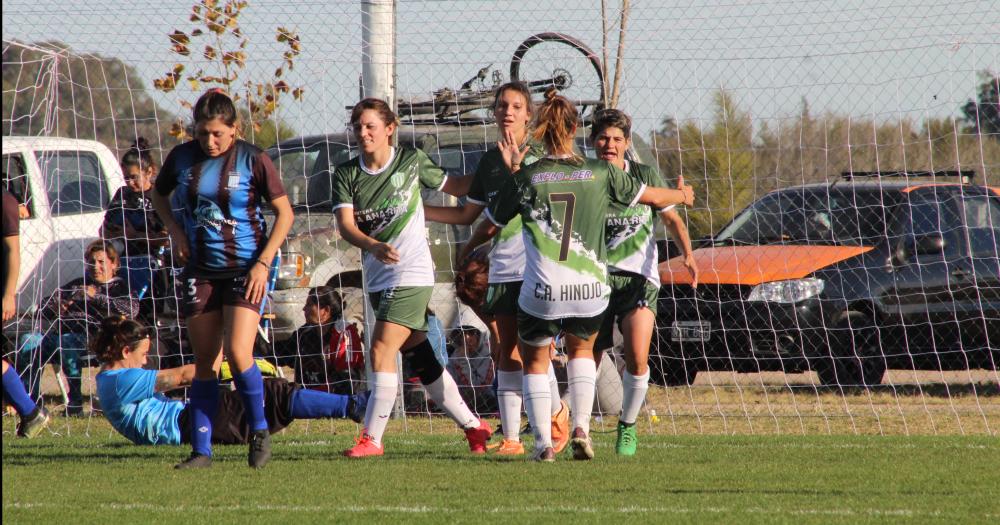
[[368, 286, 433, 331], [481, 281, 522, 316], [517, 309, 605, 347], [595, 272, 659, 350]]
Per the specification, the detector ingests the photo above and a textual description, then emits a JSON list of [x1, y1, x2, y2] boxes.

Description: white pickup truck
[[2, 136, 124, 323]]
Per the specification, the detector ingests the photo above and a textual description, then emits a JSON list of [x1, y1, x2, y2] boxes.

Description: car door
[[955, 190, 1000, 358], [885, 189, 968, 363]]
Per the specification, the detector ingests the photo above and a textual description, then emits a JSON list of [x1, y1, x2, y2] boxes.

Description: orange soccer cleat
[[490, 438, 526, 456], [464, 419, 493, 454], [343, 433, 384, 458], [550, 400, 570, 454]]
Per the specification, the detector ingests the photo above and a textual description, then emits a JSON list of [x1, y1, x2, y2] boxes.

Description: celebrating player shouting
[[332, 98, 492, 458], [462, 90, 694, 461], [425, 82, 570, 456], [591, 109, 698, 456]]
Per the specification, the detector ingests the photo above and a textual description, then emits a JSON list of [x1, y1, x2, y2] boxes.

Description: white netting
[[2, 0, 998, 437]]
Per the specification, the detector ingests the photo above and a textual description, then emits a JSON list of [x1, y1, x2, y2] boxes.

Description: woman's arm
[[244, 195, 294, 303], [660, 208, 699, 288], [439, 175, 474, 197], [149, 188, 190, 266], [154, 364, 196, 393], [457, 219, 500, 263], [424, 202, 486, 225], [334, 207, 399, 264], [637, 174, 695, 210]]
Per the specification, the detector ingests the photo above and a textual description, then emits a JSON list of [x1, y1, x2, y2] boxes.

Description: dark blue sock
[[290, 388, 350, 419], [3, 366, 36, 416], [233, 363, 268, 432], [189, 379, 219, 457]]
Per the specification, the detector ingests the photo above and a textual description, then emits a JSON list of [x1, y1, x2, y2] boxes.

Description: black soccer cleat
[[174, 452, 213, 470], [248, 429, 272, 469], [347, 391, 371, 424]]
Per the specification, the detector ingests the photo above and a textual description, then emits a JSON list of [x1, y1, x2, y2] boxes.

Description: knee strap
[[404, 339, 444, 385]]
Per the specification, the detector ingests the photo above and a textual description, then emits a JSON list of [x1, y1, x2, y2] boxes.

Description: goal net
[[2, 0, 997, 438]]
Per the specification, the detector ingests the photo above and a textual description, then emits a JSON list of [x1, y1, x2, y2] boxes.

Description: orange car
[[654, 171, 999, 388]]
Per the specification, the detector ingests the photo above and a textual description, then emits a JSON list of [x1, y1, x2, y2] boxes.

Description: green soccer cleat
[[615, 421, 638, 456]]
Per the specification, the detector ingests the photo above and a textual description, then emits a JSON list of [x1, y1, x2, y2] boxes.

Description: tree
[[153, 0, 302, 147], [2, 40, 179, 156], [652, 90, 757, 239], [961, 71, 999, 137]]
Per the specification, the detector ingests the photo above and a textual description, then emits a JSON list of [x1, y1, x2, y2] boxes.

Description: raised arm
[[154, 364, 196, 393], [636, 174, 695, 210], [424, 202, 486, 225], [334, 207, 400, 265]]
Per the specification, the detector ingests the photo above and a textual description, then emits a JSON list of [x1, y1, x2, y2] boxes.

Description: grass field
[[4, 417, 999, 524]]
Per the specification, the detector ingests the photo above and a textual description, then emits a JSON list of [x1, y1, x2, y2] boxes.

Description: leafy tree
[[961, 71, 999, 137], [154, 0, 303, 147], [2, 40, 179, 157], [652, 90, 757, 239]]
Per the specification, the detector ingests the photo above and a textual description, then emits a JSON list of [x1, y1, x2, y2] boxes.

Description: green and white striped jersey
[[486, 156, 645, 319], [605, 160, 674, 286], [332, 147, 446, 292], [466, 142, 543, 284]]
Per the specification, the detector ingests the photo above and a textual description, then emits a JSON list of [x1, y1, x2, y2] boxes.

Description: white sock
[[497, 370, 523, 441], [364, 372, 398, 446], [547, 365, 561, 416], [567, 358, 597, 435], [423, 370, 479, 429], [620, 370, 650, 425], [522, 373, 552, 450]]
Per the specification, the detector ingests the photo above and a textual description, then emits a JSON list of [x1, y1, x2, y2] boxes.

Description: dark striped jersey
[[156, 140, 286, 278]]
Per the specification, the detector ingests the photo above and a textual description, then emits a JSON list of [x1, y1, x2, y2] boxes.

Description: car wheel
[[816, 314, 886, 390]]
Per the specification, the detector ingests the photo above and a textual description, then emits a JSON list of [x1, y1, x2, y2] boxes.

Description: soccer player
[[332, 98, 492, 458], [425, 82, 569, 456], [461, 90, 694, 461], [590, 109, 699, 456], [150, 89, 294, 469], [2, 189, 50, 437], [91, 316, 368, 450]]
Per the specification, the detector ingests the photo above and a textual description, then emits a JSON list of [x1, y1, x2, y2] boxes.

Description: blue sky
[[3, 0, 998, 138]]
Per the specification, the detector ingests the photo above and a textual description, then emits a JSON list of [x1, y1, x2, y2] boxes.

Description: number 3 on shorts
[[550, 192, 576, 261], [186, 278, 197, 299]]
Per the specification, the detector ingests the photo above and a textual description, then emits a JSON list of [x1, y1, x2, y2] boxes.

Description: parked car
[[2, 136, 124, 323], [654, 171, 1000, 388]]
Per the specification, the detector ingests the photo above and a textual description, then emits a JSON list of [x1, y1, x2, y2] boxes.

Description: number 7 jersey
[[485, 157, 645, 319]]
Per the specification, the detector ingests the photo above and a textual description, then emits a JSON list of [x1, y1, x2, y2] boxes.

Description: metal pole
[[360, 0, 396, 107]]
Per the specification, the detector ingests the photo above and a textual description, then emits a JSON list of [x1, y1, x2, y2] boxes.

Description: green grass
[[4, 419, 999, 524]]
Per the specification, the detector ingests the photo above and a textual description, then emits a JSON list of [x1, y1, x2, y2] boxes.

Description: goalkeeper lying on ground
[[91, 316, 369, 447]]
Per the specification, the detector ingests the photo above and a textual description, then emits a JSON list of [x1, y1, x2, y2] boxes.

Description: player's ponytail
[[455, 257, 490, 308], [533, 88, 580, 163], [91, 316, 151, 364]]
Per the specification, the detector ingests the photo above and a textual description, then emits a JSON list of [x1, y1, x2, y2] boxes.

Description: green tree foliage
[[154, 0, 303, 147], [653, 90, 757, 239], [961, 71, 1000, 137], [2, 40, 178, 157], [653, 91, 1000, 239]]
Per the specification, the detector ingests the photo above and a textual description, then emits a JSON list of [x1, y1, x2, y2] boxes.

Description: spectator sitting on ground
[[270, 286, 364, 395], [446, 325, 496, 414], [27, 240, 140, 415], [101, 137, 169, 258], [92, 316, 369, 450]]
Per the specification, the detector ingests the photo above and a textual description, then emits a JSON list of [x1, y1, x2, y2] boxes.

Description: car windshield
[[270, 139, 352, 208], [714, 187, 897, 246], [428, 144, 488, 178]]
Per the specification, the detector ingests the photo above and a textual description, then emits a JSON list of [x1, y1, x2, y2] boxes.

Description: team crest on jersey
[[194, 196, 236, 231]]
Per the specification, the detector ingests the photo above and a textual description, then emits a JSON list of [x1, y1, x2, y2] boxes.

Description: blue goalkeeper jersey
[[156, 140, 286, 278], [96, 368, 184, 445]]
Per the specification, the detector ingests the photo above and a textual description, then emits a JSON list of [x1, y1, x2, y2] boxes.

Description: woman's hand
[[370, 242, 400, 265], [498, 129, 530, 172], [683, 254, 699, 289], [244, 260, 270, 304], [677, 175, 695, 207], [167, 224, 190, 266]]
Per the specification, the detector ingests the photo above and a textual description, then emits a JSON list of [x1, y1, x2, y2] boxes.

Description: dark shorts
[[179, 378, 298, 445], [516, 309, 605, 347], [595, 272, 660, 350], [481, 281, 522, 317], [180, 271, 261, 318], [368, 286, 433, 331]]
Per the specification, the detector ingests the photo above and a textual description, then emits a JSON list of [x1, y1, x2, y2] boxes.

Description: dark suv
[[654, 172, 1000, 388]]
